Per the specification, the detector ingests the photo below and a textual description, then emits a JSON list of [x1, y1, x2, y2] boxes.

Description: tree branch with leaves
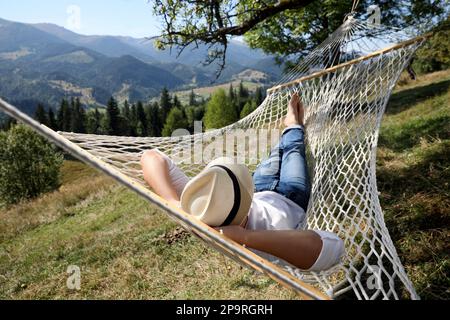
[[150, 0, 448, 78], [151, 0, 315, 77]]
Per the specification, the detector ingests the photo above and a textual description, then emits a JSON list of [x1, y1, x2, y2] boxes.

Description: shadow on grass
[[379, 114, 450, 152], [387, 79, 450, 115], [377, 141, 450, 300], [339, 141, 449, 300], [230, 276, 270, 291]]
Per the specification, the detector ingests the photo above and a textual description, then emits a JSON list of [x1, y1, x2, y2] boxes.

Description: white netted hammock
[[0, 16, 430, 300]]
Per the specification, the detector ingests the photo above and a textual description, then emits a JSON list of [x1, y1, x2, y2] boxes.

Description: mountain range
[[0, 17, 282, 110]]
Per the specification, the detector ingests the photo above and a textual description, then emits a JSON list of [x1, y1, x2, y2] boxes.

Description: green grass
[[0, 162, 295, 299], [0, 70, 449, 300], [377, 69, 450, 300]]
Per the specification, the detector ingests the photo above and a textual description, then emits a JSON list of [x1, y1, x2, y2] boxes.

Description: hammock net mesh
[[0, 16, 428, 299]]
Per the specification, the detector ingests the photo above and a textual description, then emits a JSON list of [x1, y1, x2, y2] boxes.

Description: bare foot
[[297, 94, 305, 126], [284, 93, 300, 127]]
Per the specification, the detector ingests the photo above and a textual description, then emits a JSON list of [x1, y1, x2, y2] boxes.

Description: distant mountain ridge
[[32, 22, 272, 67], [0, 17, 282, 111], [0, 17, 184, 107], [32, 23, 158, 64]]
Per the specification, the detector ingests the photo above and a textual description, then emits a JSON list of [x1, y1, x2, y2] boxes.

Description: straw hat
[[180, 157, 254, 227]]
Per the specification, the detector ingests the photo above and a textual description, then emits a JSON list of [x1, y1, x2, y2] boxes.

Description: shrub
[[204, 89, 238, 130], [413, 18, 450, 74], [0, 124, 63, 205], [162, 107, 189, 137], [240, 100, 257, 118]]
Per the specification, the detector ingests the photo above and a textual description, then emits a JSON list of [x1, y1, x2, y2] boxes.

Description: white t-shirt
[[246, 191, 306, 231]]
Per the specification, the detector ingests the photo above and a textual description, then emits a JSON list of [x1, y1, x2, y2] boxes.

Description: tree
[[0, 124, 63, 205], [146, 102, 162, 137], [69, 97, 76, 132], [105, 97, 121, 135], [129, 103, 138, 136], [152, 0, 448, 74], [189, 89, 197, 106], [136, 101, 148, 136], [255, 86, 265, 105], [240, 100, 257, 119], [172, 95, 182, 109], [57, 99, 71, 132], [34, 103, 48, 126], [152, 0, 316, 75], [70, 98, 86, 133], [162, 107, 189, 137], [229, 83, 235, 103], [123, 100, 131, 121], [78, 100, 86, 133], [204, 89, 238, 130], [235, 81, 250, 115], [160, 87, 172, 124], [87, 108, 102, 134], [115, 103, 129, 136], [48, 107, 58, 130], [413, 16, 450, 73], [0, 116, 16, 132], [238, 81, 249, 99], [119, 100, 132, 136], [185, 105, 205, 132]]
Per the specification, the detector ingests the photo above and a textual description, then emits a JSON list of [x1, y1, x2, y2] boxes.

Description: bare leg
[[252, 93, 302, 186], [141, 150, 181, 207], [277, 92, 310, 210]]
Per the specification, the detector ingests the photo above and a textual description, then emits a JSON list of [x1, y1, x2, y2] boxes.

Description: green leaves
[[413, 17, 450, 74], [151, 0, 448, 75], [162, 107, 189, 137], [240, 100, 257, 119], [0, 124, 63, 205], [204, 89, 239, 130]]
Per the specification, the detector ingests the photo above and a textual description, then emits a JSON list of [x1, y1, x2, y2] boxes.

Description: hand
[[215, 225, 247, 245]]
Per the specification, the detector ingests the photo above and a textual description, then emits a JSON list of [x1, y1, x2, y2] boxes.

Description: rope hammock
[[0, 16, 430, 300]]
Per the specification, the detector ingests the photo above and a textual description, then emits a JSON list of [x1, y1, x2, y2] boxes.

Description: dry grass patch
[[0, 161, 114, 242], [0, 183, 296, 299]]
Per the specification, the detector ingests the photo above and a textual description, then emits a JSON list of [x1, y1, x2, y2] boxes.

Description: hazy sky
[[0, 0, 161, 38]]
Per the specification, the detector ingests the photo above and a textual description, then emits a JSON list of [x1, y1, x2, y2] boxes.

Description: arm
[[141, 150, 181, 207], [218, 226, 323, 270]]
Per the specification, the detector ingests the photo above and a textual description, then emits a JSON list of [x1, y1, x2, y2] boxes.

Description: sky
[[0, 0, 162, 38]]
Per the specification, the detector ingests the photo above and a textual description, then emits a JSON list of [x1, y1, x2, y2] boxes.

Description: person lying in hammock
[[140, 93, 345, 271]]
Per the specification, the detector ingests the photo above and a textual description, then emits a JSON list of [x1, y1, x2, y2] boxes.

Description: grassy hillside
[[0, 161, 296, 299], [0, 70, 449, 300], [377, 69, 450, 300]]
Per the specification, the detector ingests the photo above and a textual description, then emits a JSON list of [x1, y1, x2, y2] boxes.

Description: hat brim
[[181, 158, 254, 227]]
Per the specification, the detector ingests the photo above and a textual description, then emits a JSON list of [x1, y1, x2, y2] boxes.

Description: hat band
[[212, 165, 241, 226]]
